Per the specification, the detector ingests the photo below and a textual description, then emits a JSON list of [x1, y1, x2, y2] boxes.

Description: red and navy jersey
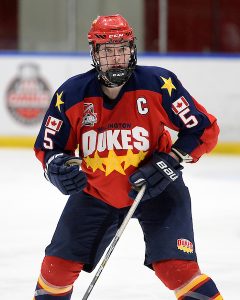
[[34, 65, 219, 208]]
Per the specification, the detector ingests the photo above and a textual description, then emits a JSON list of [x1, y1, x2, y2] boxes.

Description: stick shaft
[[82, 184, 146, 300]]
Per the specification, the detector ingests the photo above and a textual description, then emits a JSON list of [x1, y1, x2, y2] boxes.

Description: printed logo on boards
[[5, 63, 51, 125], [82, 103, 97, 126], [177, 238, 194, 254]]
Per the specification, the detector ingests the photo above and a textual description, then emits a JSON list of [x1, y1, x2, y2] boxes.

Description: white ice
[[0, 149, 239, 300]]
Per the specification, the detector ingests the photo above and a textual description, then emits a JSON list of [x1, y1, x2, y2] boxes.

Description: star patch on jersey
[[45, 116, 63, 132], [160, 76, 176, 97], [55, 91, 64, 112], [177, 238, 194, 254], [84, 149, 148, 176]]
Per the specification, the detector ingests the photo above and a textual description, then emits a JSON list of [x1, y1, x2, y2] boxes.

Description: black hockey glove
[[129, 152, 183, 201], [45, 153, 87, 195]]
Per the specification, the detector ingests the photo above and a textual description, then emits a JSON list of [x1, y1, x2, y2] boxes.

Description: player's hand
[[129, 152, 183, 201], [45, 153, 87, 195]]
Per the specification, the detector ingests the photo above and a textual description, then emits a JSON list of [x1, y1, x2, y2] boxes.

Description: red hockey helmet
[[88, 14, 135, 45], [88, 15, 137, 88]]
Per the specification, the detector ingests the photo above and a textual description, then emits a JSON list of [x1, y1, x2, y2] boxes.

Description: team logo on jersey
[[82, 126, 150, 176], [160, 76, 176, 97], [45, 116, 63, 132], [177, 238, 194, 254], [82, 103, 97, 126], [172, 96, 189, 114]]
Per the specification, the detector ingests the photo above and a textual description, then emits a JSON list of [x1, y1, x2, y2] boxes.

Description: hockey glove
[[45, 153, 87, 195], [129, 152, 183, 201]]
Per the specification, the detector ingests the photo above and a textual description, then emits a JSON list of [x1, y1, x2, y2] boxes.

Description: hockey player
[[33, 14, 223, 299]]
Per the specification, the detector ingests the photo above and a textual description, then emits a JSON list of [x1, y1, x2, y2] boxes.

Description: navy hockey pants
[[45, 175, 197, 272]]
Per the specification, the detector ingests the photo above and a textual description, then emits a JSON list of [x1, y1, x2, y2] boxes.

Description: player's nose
[[113, 52, 122, 64]]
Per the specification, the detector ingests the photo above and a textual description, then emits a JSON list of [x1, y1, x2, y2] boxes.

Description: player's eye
[[105, 48, 113, 54]]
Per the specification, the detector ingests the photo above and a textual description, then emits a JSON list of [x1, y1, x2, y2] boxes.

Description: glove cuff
[[171, 147, 193, 163], [44, 153, 65, 181], [46, 153, 65, 166]]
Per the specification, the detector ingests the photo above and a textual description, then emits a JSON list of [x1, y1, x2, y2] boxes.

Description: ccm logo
[[156, 160, 178, 181], [109, 33, 124, 38]]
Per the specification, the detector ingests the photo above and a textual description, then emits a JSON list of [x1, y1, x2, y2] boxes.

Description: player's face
[[96, 42, 131, 72]]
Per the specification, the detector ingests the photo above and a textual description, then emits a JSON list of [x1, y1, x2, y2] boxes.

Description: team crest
[[82, 103, 97, 126]]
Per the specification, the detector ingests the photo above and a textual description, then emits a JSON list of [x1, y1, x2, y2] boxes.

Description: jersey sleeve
[[158, 71, 219, 162], [34, 87, 78, 167]]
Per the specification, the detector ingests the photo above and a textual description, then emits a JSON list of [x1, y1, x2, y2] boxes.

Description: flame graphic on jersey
[[84, 149, 148, 176]]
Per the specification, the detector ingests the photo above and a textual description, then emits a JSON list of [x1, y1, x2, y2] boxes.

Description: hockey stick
[[82, 184, 146, 300]]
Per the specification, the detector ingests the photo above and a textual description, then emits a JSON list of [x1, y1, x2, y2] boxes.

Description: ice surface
[[0, 149, 239, 299]]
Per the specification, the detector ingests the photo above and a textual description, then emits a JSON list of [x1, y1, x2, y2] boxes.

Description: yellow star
[[84, 150, 149, 176], [123, 149, 148, 170], [55, 91, 64, 112], [160, 76, 176, 97], [84, 156, 92, 169], [103, 150, 125, 176], [84, 153, 105, 172], [93, 152, 105, 172]]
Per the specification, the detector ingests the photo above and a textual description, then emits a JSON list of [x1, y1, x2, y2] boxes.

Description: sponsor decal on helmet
[[5, 63, 51, 125], [177, 238, 194, 254], [108, 33, 124, 39]]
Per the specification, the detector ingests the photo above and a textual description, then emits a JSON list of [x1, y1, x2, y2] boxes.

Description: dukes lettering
[[82, 126, 149, 156]]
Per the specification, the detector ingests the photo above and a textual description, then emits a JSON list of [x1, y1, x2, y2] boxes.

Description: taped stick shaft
[[82, 184, 146, 300]]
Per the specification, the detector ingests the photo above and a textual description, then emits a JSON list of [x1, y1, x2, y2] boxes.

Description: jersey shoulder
[[54, 68, 100, 110], [135, 65, 175, 77], [135, 66, 184, 100], [135, 65, 177, 82], [133, 65, 180, 94], [60, 68, 96, 89]]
